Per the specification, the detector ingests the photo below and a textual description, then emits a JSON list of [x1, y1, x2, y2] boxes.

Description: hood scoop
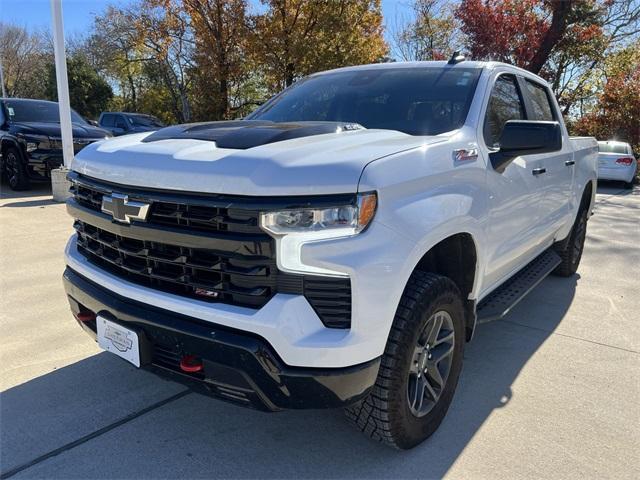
[[141, 120, 364, 150]]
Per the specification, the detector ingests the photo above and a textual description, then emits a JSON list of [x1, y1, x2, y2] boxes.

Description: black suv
[[0, 98, 112, 191], [98, 112, 165, 136]]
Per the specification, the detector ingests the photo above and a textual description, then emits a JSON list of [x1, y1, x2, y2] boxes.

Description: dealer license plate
[[97, 316, 141, 367]]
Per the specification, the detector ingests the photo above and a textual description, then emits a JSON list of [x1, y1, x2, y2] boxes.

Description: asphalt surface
[[1, 180, 638, 479]]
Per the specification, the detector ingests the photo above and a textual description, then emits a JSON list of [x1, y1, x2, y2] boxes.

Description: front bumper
[[26, 151, 64, 180], [63, 267, 380, 411]]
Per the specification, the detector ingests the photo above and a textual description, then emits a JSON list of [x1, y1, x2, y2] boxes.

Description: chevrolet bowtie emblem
[[101, 193, 150, 224]]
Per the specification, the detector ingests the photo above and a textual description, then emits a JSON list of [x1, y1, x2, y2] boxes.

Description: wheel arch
[[582, 179, 596, 216], [411, 232, 479, 341], [0, 137, 23, 160]]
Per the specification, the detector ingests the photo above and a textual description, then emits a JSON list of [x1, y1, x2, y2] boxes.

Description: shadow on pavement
[[0, 276, 578, 479], [0, 179, 52, 200], [0, 198, 59, 208], [596, 181, 637, 196]]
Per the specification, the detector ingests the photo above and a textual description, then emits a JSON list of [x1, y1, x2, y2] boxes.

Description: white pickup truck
[[63, 59, 597, 449]]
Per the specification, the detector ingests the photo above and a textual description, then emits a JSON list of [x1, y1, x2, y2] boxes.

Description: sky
[[0, 0, 413, 44]]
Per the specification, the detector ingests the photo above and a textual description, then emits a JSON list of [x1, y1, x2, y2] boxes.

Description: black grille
[[72, 183, 262, 235], [69, 174, 352, 328], [75, 220, 275, 308]]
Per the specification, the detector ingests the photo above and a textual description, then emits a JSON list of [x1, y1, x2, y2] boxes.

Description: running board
[[476, 249, 561, 324]]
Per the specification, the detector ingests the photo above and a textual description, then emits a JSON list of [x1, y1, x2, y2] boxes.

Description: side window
[[0, 105, 5, 125], [115, 115, 127, 129], [483, 75, 525, 148], [525, 80, 554, 121], [101, 114, 115, 127]]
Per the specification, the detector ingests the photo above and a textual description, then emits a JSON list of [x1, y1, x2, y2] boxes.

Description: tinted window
[[4, 99, 86, 124], [249, 67, 482, 136], [114, 116, 127, 129], [483, 75, 525, 147], [525, 80, 554, 121], [129, 114, 164, 127], [598, 142, 629, 154], [101, 114, 115, 127]]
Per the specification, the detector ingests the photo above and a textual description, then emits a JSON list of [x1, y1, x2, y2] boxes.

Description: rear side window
[[525, 80, 554, 121], [483, 74, 525, 148], [101, 114, 115, 127], [598, 142, 629, 154]]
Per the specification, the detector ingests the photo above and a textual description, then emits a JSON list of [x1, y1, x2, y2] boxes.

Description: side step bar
[[476, 249, 562, 324]]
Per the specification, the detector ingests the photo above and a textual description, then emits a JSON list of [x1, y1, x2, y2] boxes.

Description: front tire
[[3, 147, 30, 191], [345, 271, 465, 449]]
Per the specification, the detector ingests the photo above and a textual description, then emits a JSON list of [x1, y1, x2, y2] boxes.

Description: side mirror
[[86, 119, 99, 127], [489, 120, 562, 173]]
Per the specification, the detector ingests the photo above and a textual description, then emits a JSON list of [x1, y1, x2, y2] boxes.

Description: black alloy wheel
[[4, 147, 30, 191]]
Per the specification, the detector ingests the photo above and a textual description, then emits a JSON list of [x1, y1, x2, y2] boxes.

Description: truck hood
[[10, 121, 110, 139], [72, 121, 443, 195]]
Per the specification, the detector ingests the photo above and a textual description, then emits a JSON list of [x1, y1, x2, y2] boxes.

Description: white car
[[63, 59, 597, 449], [597, 140, 637, 188]]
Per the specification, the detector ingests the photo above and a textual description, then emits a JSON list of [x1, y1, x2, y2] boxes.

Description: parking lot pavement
[[1, 181, 639, 479]]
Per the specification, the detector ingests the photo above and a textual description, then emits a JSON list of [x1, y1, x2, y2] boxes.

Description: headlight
[[260, 192, 377, 235], [260, 192, 377, 276]]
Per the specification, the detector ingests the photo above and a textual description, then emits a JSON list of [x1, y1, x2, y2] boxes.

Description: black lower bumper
[[62, 267, 379, 411]]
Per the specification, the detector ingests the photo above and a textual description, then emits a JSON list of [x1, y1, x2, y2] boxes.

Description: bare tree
[[392, 0, 457, 61], [136, 1, 195, 122], [0, 23, 51, 98]]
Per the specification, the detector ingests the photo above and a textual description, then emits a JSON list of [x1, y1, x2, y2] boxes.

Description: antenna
[[448, 51, 465, 65]]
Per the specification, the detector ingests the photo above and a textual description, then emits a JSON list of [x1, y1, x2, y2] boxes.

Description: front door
[[480, 73, 548, 294]]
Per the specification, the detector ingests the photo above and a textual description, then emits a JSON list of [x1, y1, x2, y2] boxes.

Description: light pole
[[50, 0, 74, 201], [0, 58, 7, 98]]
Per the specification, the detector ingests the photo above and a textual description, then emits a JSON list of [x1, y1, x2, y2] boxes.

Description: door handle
[[532, 168, 547, 175], [565, 160, 575, 166]]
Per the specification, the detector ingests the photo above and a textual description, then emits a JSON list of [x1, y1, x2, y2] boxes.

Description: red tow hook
[[74, 311, 96, 323], [180, 354, 204, 373]]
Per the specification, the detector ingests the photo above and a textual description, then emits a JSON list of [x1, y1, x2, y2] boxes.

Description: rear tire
[[623, 181, 633, 190], [553, 207, 588, 277], [344, 271, 465, 449], [3, 147, 30, 191]]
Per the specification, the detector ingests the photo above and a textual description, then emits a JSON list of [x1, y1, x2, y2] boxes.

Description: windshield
[[598, 142, 629, 154], [128, 114, 164, 127], [4, 99, 87, 124], [249, 67, 482, 136]]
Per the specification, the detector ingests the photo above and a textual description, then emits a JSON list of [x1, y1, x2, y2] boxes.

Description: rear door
[[519, 78, 573, 237]]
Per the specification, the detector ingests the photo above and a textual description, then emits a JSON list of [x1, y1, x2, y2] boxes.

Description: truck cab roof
[[316, 60, 551, 86]]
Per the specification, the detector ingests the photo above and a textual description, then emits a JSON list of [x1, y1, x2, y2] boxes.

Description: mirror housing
[[489, 120, 562, 173]]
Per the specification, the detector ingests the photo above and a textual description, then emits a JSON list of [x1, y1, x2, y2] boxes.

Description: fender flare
[[402, 226, 484, 341]]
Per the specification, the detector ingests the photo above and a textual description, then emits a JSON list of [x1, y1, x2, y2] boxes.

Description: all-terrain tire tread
[[344, 271, 461, 449]]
